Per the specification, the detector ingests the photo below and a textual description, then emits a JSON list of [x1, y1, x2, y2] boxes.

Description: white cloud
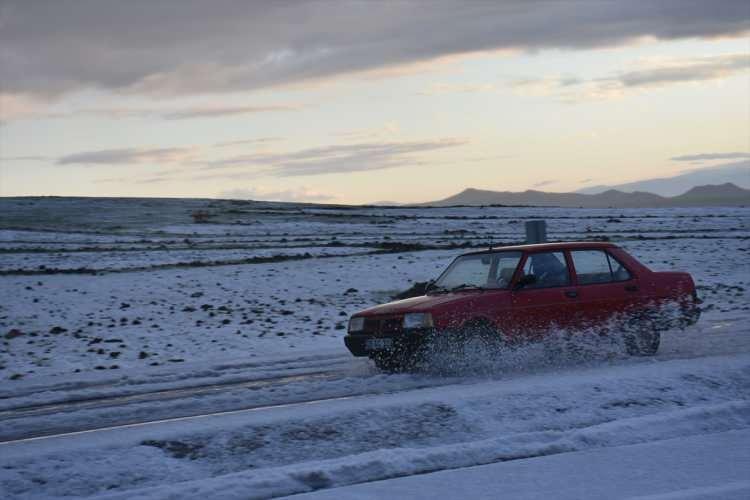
[[213, 137, 282, 148], [53, 138, 467, 183], [204, 138, 469, 177], [57, 147, 198, 166], [670, 152, 750, 162], [7, 104, 298, 123], [418, 83, 499, 96], [160, 104, 299, 120], [511, 53, 750, 102]]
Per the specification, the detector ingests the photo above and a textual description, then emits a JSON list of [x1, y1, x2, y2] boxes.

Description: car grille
[[362, 316, 403, 336]]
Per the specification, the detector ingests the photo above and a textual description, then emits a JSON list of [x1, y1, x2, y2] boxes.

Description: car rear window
[[571, 249, 632, 284]]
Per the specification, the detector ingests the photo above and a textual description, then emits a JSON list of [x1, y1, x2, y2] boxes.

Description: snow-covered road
[[2, 312, 749, 445], [2, 352, 748, 499]]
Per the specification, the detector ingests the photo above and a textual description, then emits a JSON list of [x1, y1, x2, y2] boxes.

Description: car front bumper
[[344, 329, 431, 357]]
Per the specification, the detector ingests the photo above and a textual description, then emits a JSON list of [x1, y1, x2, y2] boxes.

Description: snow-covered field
[[0, 197, 748, 499]]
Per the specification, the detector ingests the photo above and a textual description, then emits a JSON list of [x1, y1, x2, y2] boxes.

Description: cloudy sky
[[1, 0, 748, 204]]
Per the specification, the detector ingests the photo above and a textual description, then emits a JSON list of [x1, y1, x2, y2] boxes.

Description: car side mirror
[[513, 274, 537, 291], [424, 280, 437, 293]]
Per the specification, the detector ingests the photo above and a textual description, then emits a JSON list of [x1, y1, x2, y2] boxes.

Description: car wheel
[[370, 346, 420, 373], [423, 320, 504, 371], [625, 325, 660, 356], [370, 353, 400, 373], [461, 319, 504, 351]]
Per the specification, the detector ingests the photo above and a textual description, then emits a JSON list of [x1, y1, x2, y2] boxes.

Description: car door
[[509, 250, 580, 339], [568, 249, 639, 330]]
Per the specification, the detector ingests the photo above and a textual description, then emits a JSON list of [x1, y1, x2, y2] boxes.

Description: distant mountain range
[[422, 183, 750, 208], [577, 160, 749, 196]]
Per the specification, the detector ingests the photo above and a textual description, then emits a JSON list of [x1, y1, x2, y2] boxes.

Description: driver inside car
[[528, 252, 568, 287]]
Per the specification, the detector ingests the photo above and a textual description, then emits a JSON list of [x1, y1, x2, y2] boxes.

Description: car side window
[[571, 250, 612, 284], [572, 250, 632, 284], [607, 253, 632, 281], [492, 251, 523, 288], [521, 251, 570, 288]]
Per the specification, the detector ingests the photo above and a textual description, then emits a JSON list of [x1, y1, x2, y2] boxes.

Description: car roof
[[462, 241, 617, 256]]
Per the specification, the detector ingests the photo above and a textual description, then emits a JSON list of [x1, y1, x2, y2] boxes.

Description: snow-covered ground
[[2, 355, 749, 499], [296, 429, 750, 500], [0, 197, 748, 499]]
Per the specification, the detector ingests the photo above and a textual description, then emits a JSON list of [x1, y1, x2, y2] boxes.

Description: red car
[[345, 242, 700, 370]]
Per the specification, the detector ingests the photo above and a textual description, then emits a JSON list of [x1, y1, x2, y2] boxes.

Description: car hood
[[356, 292, 486, 316]]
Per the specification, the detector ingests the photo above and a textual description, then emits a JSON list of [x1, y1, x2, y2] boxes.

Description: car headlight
[[348, 316, 365, 333], [403, 312, 434, 330]]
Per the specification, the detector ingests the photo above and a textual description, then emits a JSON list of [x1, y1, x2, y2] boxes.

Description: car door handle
[[625, 284, 639, 292], [565, 290, 578, 298]]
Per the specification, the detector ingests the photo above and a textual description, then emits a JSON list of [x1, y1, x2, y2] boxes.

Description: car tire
[[371, 353, 400, 373], [432, 321, 497, 350], [370, 346, 420, 373], [423, 319, 504, 372], [462, 319, 504, 351], [625, 325, 660, 356]]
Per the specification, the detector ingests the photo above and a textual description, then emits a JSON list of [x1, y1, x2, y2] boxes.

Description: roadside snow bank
[[294, 429, 750, 500], [92, 401, 750, 500]]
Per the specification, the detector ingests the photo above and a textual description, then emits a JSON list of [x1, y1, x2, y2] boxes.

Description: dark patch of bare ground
[[136, 402, 470, 472], [0, 241, 481, 276], [141, 439, 206, 460]]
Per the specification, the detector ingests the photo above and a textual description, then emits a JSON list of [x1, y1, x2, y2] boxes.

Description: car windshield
[[433, 251, 522, 291]]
